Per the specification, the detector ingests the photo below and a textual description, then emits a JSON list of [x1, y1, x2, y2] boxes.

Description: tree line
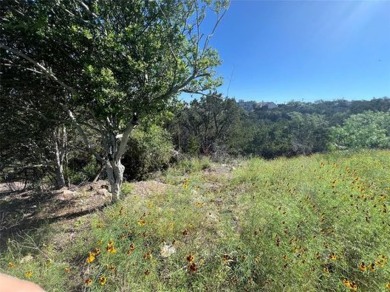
[[168, 95, 390, 159]]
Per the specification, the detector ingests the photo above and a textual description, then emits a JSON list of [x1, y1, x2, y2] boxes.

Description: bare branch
[[115, 121, 136, 161]]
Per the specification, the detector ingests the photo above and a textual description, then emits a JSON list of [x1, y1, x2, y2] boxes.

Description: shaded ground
[[0, 163, 236, 251], [0, 181, 111, 249]]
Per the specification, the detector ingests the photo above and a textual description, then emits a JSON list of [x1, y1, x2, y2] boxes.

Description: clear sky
[[202, 0, 390, 103]]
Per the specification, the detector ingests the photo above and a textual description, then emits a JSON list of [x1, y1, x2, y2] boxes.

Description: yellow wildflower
[[137, 219, 146, 226], [106, 241, 117, 254], [329, 252, 337, 260], [358, 262, 367, 272], [342, 279, 358, 291], [8, 262, 15, 269], [25, 271, 33, 279], [86, 252, 96, 263], [99, 275, 107, 286]]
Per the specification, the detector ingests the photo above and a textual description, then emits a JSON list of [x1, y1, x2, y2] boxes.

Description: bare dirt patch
[[0, 181, 112, 248]]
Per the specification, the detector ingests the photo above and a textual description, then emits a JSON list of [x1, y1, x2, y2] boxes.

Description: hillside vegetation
[[1, 150, 389, 291]]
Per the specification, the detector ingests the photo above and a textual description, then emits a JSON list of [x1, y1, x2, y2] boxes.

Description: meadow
[[1, 150, 389, 291]]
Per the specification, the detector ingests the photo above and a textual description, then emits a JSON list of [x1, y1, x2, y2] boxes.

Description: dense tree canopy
[[1, 0, 228, 200]]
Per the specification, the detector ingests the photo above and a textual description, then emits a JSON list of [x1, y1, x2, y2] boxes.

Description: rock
[[160, 243, 176, 258], [20, 254, 34, 263]]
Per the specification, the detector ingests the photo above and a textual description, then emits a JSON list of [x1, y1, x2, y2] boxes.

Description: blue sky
[[202, 0, 390, 103]]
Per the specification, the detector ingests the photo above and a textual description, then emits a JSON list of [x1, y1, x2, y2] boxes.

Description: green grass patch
[[1, 150, 389, 291]]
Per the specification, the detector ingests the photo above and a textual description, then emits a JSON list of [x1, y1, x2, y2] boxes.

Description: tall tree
[[170, 93, 244, 155], [1, 0, 228, 201]]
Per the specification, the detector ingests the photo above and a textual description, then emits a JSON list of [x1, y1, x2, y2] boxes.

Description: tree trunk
[[106, 159, 125, 202], [103, 120, 136, 203], [53, 126, 67, 189]]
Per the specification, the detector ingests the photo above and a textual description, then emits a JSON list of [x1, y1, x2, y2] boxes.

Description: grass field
[[1, 150, 389, 291]]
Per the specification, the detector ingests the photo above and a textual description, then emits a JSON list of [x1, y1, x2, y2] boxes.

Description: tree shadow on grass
[[0, 183, 110, 252]]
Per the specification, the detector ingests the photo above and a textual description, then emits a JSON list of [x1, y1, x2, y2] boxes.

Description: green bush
[[122, 125, 174, 180], [330, 111, 390, 150], [67, 156, 100, 185]]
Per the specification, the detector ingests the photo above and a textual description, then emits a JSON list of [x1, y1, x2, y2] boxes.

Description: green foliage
[[1, 151, 389, 290], [122, 125, 174, 180], [1, 0, 228, 198], [67, 156, 100, 185], [169, 93, 250, 156], [330, 111, 390, 149]]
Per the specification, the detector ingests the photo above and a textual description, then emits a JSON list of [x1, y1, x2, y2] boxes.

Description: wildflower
[[8, 262, 15, 269], [329, 252, 337, 260], [106, 241, 117, 254], [342, 279, 358, 291], [186, 254, 194, 263], [358, 262, 367, 272], [64, 267, 71, 273], [350, 282, 358, 291], [138, 219, 146, 226], [386, 282, 390, 290], [188, 262, 197, 273], [25, 271, 33, 279], [183, 179, 189, 189], [96, 222, 104, 228], [368, 263, 375, 271], [323, 267, 330, 274], [84, 278, 93, 286], [92, 247, 101, 256], [106, 264, 116, 272], [127, 244, 135, 255], [143, 251, 152, 260], [99, 275, 107, 286], [222, 254, 231, 264], [376, 255, 388, 267], [86, 252, 96, 264]]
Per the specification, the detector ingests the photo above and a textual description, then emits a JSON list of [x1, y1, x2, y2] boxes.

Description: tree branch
[[0, 44, 76, 94], [115, 121, 136, 162]]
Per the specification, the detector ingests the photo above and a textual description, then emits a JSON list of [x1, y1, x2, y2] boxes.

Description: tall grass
[[1, 150, 389, 291]]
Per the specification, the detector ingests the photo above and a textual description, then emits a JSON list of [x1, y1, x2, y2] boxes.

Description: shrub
[[122, 125, 174, 180]]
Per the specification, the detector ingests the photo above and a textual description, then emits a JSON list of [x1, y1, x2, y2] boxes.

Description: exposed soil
[[0, 181, 111, 248]]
